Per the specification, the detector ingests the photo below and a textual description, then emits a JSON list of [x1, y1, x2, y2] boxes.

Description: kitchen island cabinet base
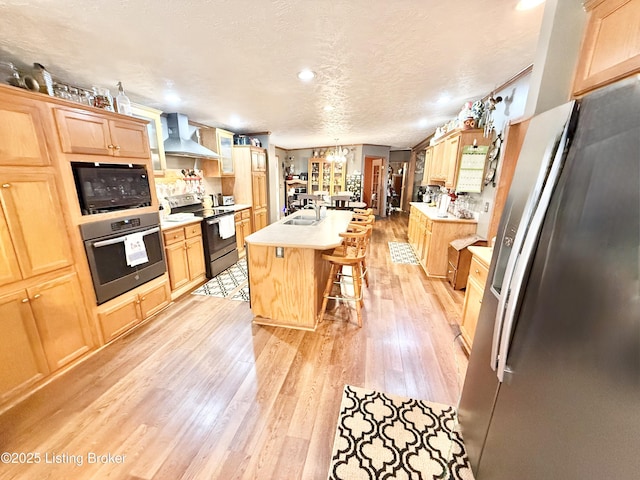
[[248, 244, 332, 331]]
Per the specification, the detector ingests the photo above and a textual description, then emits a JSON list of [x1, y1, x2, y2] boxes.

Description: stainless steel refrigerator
[[458, 77, 640, 479]]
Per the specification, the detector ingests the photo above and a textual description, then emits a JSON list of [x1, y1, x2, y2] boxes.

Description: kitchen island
[[245, 209, 353, 330]]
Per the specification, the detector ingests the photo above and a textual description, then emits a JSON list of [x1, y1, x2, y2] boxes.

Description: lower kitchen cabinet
[[459, 247, 492, 353], [253, 208, 268, 232], [97, 275, 170, 343], [409, 204, 477, 278], [0, 271, 93, 401], [163, 221, 206, 299], [234, 207, 252, 256], [0, 290, 50, 403]]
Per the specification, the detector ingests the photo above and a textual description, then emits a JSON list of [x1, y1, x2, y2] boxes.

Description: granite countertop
[[245, 209, 354, 249], [468, 246, 493, 266], [410, 202, 478, 223]]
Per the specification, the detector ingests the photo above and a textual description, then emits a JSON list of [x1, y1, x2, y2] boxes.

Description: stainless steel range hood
[[163, 113, 219, 159]]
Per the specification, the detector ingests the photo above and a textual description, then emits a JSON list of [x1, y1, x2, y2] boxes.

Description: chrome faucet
[[304, 201, 322, 221]]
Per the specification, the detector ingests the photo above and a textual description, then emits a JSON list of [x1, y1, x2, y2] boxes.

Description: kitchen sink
[[283, 217, 321, 226]]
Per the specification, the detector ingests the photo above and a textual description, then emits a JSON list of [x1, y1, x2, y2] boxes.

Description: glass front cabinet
[[130, 103, 167, 175]]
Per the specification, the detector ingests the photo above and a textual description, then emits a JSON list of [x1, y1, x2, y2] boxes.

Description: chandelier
[[326, 139, 347, 163]]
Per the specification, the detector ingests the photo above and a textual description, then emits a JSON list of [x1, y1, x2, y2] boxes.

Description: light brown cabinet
[[573, 0, 640, 96], [0, 290, 50, 402], [408, 204, 478, 278], [0, 95, 52, 167], [54, 107, 150, 158], [0, 271, 93, 401], [163, 222, 206, 298], [27, 272, 93, 371], [97, 276, 170, 343], [308, 158, 346, 195], [234, 208, 252, 256], [460, 247, 491, 353], [426, 129, 490, 189], [200, 127, 235, 177], [231, 146, 269, 231], [0, 171, 73, 284]]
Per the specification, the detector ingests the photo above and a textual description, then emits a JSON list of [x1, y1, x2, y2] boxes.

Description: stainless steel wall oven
[[80, 212, 166, 304]]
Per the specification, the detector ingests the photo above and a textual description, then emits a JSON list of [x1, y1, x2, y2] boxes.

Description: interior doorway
[[363, 157, 383, 216]]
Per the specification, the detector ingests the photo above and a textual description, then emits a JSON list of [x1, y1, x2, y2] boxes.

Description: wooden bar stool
[[346, 222, 373, 288], [319, 227, 370, 327], [353, 207, 373, 216]]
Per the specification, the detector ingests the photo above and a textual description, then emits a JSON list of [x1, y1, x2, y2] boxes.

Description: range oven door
[[81, 212, 166, 304], [202, 213, 238, 278]]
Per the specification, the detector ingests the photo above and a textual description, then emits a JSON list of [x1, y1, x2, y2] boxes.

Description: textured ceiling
[[0, 0, 544, 150]]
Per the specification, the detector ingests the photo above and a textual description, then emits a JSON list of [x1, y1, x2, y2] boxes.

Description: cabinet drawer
[[469, 256, 489, 287], [163, 228, 185, 245], [241, 208, 251, 220], [448, 245, 461, 265], [184, 223, 201, 239], [234, 212, 242, 222]]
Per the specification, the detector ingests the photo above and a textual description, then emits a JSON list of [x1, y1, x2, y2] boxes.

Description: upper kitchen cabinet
[[0, 170, 73, 283], [53, 107, 150, 159], [573, 0, 640, 96], [427, 129, 491, 189], [200, 127, 235, 176], [0, 89, 52, 167], [130, 103, 167, 175]]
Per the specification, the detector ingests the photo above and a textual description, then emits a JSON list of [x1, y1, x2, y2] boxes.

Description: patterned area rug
[[191, 258, 249, 301], [388, 242, 420, 265], [328, 385, 474, 480]]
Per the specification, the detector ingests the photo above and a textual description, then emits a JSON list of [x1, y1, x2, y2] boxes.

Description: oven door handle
[[206, 216, 231, 225], [92, 227, 160, 248]]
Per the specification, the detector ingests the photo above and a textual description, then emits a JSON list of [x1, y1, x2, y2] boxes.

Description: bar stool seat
[[319, 227, 370, 327]]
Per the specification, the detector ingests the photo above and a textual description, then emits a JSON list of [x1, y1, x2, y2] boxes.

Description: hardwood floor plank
[[0, 212, 469, 479]]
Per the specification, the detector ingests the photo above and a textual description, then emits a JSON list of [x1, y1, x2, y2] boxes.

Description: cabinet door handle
[[140, 297, 146, 301], [2, 183, 10, 188], [33, 293, 41, 300], [22, 298, 29, 303], [114, 145, 121, 150], [475, 269, 480, 274], [108, 144, 115, 149]]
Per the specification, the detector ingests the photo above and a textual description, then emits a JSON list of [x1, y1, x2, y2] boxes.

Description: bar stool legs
[[319, 260, 364, 327]]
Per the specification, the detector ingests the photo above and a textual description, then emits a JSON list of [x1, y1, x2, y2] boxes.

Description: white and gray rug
[[191, 258, 249, 301], [328, 385, 474, 480], [388, 241, 420, 265]]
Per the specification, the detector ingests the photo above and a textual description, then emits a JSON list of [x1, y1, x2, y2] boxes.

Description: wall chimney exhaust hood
[[163, 113, 219, 159]]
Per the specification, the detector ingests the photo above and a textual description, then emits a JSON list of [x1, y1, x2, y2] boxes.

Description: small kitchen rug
[[328, 385, 474, 480], [388, 242, 420, 265], [191, 258, 249, 302]]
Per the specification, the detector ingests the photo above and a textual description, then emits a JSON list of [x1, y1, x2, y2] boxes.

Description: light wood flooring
[[0, 212, 468, 480]]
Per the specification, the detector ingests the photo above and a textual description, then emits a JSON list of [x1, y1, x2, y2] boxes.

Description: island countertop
[[245, 209, 354, 249]]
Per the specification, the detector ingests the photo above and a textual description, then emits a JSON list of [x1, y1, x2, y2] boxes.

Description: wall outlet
[[275, 246, 284, 258], [484, 201, 490, 213]]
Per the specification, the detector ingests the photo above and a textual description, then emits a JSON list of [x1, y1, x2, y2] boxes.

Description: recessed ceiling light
[[436, 93, 451, 104], [419, 118, 429, 128], [516, 0, 545, 10], [164, 92, 181, 106], [324, 105, 334, 111], [298, 69, 316, 81]]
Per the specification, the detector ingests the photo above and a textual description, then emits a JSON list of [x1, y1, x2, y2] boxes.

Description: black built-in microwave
[[72, 162, 152, 215]]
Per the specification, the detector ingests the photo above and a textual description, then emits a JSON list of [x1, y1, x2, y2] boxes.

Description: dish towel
[[218, 215, 236, 240], [124, 232, 149, 267]]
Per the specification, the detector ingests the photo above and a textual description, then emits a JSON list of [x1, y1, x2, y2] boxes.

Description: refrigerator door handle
[[490, 137, 564, 371], [496, 121, 572, 382]]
